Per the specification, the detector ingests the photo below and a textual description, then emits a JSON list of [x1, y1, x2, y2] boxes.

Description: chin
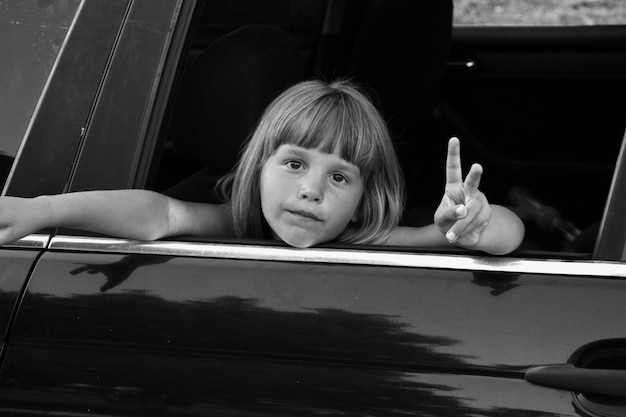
[[278, 232, 326, 248], [272, 226, 340, 248], [283, 237, 318, 248]]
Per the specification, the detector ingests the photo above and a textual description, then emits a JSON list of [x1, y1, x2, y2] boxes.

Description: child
[[0, 79, 524, 254]]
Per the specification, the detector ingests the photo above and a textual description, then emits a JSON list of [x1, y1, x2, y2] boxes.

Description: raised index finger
[[446, 137, 463, 187]]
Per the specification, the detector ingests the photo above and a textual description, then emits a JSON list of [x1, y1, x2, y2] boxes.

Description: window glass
[[0, 0, 81, 187], [453, 0, 626, 26]]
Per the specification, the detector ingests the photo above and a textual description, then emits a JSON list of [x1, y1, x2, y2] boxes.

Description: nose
[[297, 172, 324, 202]]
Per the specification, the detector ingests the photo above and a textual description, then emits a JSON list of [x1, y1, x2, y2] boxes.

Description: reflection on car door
[[0, 236, 48, 362], [1, 238, 625, 415]]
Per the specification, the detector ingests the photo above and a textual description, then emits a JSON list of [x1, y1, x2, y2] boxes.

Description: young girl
[[0, 79, 524, 254]]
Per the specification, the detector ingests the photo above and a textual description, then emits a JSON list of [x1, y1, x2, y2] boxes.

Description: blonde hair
[[219, 79, 405, 244]]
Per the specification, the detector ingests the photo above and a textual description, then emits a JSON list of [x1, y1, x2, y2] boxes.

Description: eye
[[286, 160, 303, 170], [331, 173, 348, 184]]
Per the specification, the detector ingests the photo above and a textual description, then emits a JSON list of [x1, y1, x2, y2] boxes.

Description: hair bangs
[[274, 92, 382, 178]]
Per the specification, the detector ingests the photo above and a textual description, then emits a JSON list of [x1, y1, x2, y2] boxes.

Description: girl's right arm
[[0, 190, 234, 245]]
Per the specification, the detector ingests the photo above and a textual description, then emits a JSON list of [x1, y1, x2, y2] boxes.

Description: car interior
[[149, 0, 626, 258]]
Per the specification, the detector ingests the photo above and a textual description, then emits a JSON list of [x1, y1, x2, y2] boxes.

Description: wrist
[[32, 194, 61, 231]]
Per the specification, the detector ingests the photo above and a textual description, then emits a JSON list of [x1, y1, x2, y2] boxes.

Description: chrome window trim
[[49, 235, 626, 278], [3, 234, 51, 249]]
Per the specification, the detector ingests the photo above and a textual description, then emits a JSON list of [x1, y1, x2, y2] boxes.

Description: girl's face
[[260, 144, 364, 248]]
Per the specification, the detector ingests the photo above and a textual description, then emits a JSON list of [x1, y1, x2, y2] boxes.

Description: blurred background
[[453, 0, 626, 26]]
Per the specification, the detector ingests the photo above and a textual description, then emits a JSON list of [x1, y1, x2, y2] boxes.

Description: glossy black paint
[[1, 250, 625, 414], [0, 250, 40, 356], [0, 346, 572, 416]]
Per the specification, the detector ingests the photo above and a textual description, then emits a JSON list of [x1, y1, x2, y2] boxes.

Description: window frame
[[2, 0, 133, 199], [594, 131, 626, 261]]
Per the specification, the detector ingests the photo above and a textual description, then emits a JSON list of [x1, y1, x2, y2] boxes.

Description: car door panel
[[1, 245, 624, 415], [0, 250, 41, 359], [0, 345, 575, 416]]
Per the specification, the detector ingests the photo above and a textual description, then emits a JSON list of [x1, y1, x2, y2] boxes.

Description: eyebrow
[[281, 145, 361, 176], [333, 160, 361, 176]]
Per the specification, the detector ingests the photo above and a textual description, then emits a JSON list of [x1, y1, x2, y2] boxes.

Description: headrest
[[171, 25, 302, 175]]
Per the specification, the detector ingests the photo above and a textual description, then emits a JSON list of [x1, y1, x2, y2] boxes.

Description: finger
[[437, 204, 467, 224], [440, 205, 471, 243], [447, 199, 490, 244], [447, 215, 487, 245], [458, 228, 483, 247], [445, 137, 463, 187], [463, 163, 483, 201]]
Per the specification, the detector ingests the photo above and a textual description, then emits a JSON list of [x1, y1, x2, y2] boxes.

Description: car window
[[0, 0, 81, 189], [452, 0, 626, 26], [147, 0, 623, 259]]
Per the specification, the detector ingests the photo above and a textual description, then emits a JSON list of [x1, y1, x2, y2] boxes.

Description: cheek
[[259, 169, 283, 219], [259, 173, 272, 214], [330, 190, 363, 231], [259, 166, 273, 200]]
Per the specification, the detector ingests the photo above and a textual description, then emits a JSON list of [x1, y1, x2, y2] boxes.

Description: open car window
[[143, 1, 625, 261]]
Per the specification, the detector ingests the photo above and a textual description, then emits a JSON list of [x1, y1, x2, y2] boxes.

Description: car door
[[0, 0, 197, 411], [0, 0, 85, 363], [0, 0, 167, 367], [3, 206, 626, 416], [0, 238, 47, 363]]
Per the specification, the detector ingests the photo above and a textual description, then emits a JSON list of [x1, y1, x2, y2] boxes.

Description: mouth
[[287, 209, 323, 222]]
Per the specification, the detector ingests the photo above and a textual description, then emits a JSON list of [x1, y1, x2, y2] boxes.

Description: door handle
[[525, 364, 626, 397]]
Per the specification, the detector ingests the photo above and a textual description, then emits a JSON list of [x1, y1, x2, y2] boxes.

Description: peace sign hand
[[434, 137, 491, 248]]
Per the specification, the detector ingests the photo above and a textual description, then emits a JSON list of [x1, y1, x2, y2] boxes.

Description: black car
[[1, 0, 626, 415]]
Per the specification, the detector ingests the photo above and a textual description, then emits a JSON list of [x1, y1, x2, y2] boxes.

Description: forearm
[[38, 190, 172, 240], [472, 204, 524, 255], [384, 205, 524, 255], [384, 223, 449, 247]]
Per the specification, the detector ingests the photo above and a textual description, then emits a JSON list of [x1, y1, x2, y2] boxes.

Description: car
[[1, 0, 626, 415]]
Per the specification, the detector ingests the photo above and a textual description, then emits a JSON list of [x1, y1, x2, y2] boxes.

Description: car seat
[[350, 0, 454, 215], [163, 25, 303, 203]]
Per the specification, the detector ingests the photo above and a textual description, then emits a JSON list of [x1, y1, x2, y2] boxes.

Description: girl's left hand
[[434, 137, 491, 248]]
